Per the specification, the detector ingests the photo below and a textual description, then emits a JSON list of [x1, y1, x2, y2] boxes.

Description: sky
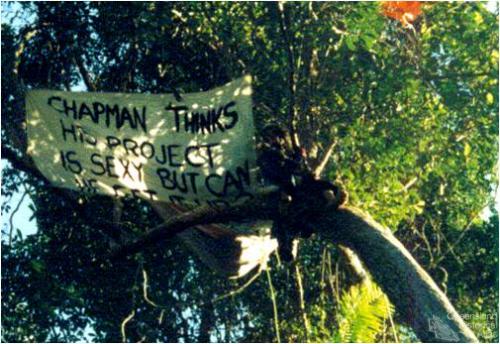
[[1, 161, 37, 240]]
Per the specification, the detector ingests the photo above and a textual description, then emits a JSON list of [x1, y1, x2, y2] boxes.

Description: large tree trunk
[[315, 206, 478, 342]]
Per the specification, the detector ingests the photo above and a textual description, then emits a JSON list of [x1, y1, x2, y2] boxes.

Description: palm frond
[[336, 280, 394, 343]]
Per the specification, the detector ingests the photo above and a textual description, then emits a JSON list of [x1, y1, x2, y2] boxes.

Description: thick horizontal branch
[[2, 145, 45, 181], [110, 191, 278, 259]]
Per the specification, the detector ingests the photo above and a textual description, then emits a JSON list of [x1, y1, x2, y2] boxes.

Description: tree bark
[[315, 206, 478, 343]]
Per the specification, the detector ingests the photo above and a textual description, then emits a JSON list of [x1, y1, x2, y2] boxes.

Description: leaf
[[336, 280, 393, 342], [414, 200, 426, 214], [361, 34, 376, 50], [30, 260, 45, 273], [486, 93, 494, 105], [345, 36, 356, 51], [473, 12, 484, 25], [464, 142, 471, 157]]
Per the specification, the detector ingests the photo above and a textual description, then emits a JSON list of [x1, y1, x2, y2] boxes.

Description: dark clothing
[[258, 141, 343, 262], [257, 143, 304, 194]]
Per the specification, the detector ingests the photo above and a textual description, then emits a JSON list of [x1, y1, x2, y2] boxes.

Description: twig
[[313, 140, 337, 178], [73, 54, 96, 91], [142, 268, 159, 308], [293, 262, 311, 340], [121, 262, 143, 342], [141, 265, 183, 317], [326, 250, 337, 303], [8, 190, 28, 246], [266, 267, 281, 343], [433, 210, 482, 266], [212, 268, 263, 303], [402, 177, 418, 192], [120, 309, 135, 343], [385, 295, 399, 343], [320, 248, 327, 292], [416, 227, 435, 267]]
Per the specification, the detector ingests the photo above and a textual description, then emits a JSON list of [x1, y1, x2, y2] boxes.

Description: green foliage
[[335, 280, 393, 343], [443, 212, 499, 342], [1, 1, 498, 342]]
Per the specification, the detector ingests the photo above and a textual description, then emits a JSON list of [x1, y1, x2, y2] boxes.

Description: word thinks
[[166, 101, 238, 134]]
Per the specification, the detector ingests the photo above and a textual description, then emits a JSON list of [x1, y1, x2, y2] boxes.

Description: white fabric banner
[[26, 76, 258, 206]]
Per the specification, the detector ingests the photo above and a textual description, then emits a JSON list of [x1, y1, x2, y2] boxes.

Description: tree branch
[[110, 192, 278, 259], [313, 140, 337, 178], [338, 245, 368, 284], [276, 2, 300, 151], [422, 71, 491, 82], [1, 145, 45, 181], [8, 189, 28, 246], [73, 54, 96, 92]]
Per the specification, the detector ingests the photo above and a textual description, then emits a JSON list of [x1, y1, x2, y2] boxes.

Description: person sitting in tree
[[257, 123, 346, 262]]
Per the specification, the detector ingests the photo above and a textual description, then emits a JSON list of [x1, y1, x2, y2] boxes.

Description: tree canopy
[[1, 2, 498, 342]]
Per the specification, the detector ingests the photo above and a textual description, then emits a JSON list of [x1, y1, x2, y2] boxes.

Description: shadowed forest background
[[1, 2, 498, 342]]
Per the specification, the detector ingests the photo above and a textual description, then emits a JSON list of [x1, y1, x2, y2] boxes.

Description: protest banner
[[26, 76, 258, 206]]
